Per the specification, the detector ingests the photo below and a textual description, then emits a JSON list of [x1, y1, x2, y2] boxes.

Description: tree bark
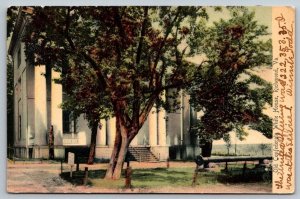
[[104, 114, 137, 180], [87, 123, 98, 164], [104, 126, 121, 179], [201, 140, 213, 168], [112, 135, 130, 179]]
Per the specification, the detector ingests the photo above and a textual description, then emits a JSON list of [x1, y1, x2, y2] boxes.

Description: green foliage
[[22, 6, 208, 130], [7, 7, 18, 38], [7, 55, 14, 146], [188, 7, 272, 144]]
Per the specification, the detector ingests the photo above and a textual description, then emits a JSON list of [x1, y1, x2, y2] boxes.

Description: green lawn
[[60, 163, 271, 189]]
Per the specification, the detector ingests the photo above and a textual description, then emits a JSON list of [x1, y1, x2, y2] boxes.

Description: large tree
[[22, 6, 208, 179], [188, 7, 272, 157]]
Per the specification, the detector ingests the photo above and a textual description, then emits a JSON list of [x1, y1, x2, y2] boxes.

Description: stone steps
[[128, 147, 159, 162]]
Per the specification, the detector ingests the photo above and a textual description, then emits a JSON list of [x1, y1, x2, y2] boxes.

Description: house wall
[[13, 42, 27, 150]]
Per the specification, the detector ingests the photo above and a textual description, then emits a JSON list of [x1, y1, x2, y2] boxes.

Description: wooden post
[[70, 165, 73, 178], [60, 159, 63, 174], [192, 165, 199, 186], [242, 161, 247, 177], [126, 159, 130, 168], [83, 167, 89, 185], [225, 162, 228, 172], [125, 166, 132, 189], [167, 158, 170, 168]]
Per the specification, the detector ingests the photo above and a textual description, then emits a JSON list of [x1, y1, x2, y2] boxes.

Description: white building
[[8, 8, 200, 161]]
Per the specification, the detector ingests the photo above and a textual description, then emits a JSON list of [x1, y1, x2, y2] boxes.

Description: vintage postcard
[[6, 6, 295, 193]]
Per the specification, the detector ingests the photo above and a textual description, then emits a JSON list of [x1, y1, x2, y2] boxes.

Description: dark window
[[63, 110, 70, 133]]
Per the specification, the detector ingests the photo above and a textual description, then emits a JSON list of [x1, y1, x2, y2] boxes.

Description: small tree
[[223, 134, 232, 156]]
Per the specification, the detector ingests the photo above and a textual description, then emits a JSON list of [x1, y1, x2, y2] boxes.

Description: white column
[[34, 65, 47, 145], [97, 119, 106, 146], [148, 107, 157, 146], [51, 69, 63, 145], [158, 108, 167, 146], [183, 95, 191, 145], [107, 117, 116, 146], [27, 64, 35, 146]]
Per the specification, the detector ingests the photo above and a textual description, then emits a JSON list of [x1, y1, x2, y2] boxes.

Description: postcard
[[6, 6, 295, 193]]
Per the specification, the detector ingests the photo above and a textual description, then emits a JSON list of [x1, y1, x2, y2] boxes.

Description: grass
[[60, 163, 272, 189]]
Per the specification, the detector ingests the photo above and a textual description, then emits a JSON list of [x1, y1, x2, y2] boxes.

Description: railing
[[63, 132, 87, 146], [63, 133, 80, 145]]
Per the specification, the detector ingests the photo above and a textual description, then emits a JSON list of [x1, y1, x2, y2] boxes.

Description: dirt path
[[7, 161, 272, 193]]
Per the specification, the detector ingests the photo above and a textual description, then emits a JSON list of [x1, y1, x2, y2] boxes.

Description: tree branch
[[64, 8, 109, 91]]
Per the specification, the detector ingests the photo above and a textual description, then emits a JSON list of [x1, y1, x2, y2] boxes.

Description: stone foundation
[[12, 146, 65, 159]]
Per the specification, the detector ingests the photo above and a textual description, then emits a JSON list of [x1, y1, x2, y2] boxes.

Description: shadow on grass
[[217, 168, 272, 183], [60, 169, 107, 186], [60, 166, 271, 188]]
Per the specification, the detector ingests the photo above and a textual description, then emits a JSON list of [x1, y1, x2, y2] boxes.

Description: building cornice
[[8, 7, 33, 56]]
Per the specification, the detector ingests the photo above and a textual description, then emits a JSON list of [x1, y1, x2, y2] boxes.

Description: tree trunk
[[48, 125, 54, 160], [201, 140, 213, 168], [104, 126, 121, 179], [104, 115, 137, 180], [112, 136, 130, 179], [87, 123, 98, 164]]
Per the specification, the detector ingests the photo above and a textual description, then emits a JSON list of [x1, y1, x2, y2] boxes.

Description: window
[[63, 111, 78, 133], [63, 110, 70, 133]]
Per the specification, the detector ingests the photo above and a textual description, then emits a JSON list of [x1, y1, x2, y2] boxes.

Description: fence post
[[60, 159, 63, 174], [83, 167, 89, 185], [192, 165, 199, 186], [242, 161, 247, 177], [125, 166, 132, 189]]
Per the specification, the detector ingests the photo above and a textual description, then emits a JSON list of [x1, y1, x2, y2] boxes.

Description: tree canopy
[[188, 7, 272, 154], [22, 6, 208, 179]]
